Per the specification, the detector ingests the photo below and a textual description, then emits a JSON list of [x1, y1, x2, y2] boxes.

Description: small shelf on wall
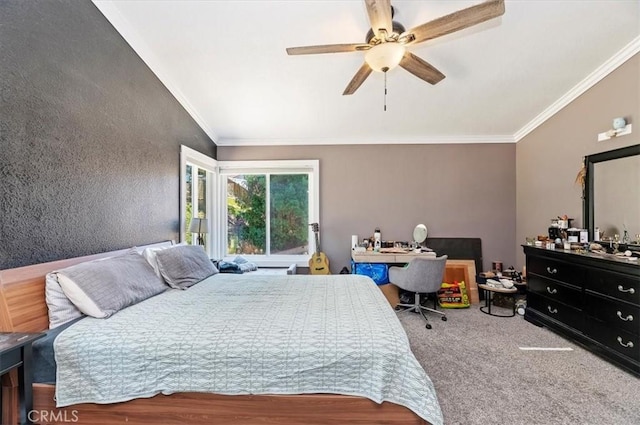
[[598, 124, 632, 142]]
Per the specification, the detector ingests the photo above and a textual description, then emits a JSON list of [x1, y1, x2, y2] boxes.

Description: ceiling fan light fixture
[[364, 42, 405, 73]]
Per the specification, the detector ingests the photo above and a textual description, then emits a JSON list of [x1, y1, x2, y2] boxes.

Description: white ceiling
[[93, 0, 640, 146]]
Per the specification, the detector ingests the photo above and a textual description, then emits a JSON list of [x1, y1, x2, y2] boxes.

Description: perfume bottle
[[622, 229, 630, 244], [373, 228, 381, 252]]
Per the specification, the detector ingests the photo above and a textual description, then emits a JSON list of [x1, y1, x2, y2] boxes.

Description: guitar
[[309, 223, 330, 275]]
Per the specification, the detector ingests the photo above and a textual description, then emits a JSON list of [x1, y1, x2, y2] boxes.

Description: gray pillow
[[56, 250, 167, 318], [155, 245, 219, 289]]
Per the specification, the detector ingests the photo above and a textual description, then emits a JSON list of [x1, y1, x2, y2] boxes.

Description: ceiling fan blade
[[399, 53, 445, 85], [286, 43, 370, 55], [403, 0, 505, 45], [365, 0, 393, 39], [343, 63, 373, 95]]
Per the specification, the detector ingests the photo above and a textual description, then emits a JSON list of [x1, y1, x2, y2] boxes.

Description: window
[[226, 173, 310, 255], [218, 160, 319, 267], [180, 146, 217, 256], [181, 148, 318, 266]]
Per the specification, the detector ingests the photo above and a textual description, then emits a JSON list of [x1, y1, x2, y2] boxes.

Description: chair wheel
[[425, 323, 432, 329], [441, 316, 447, 321]]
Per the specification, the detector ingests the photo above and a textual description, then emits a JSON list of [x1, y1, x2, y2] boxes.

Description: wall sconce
[[598, 117, 632, 141], [188, 218, 208, 246]]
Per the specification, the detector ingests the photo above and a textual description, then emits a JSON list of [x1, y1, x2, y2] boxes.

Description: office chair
[[389, 255, 448, 329]]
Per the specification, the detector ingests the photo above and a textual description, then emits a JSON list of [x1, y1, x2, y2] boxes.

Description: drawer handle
[[616, 311, 634, 322], [617, 336, 634, 349], [546, 287, 557, 295], [546, 267, 558, 274], [617, 285, 635, 294], [547, 306, 558, 314]]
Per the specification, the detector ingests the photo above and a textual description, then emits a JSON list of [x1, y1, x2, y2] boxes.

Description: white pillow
[[45, 272, 85, 329]]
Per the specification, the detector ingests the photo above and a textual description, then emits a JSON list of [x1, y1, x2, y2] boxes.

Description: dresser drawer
[[527, 256, 584, 287], [527, 293, 583, 331], [528, 275, 582, 308], [584, 269, 639, 305], [584, 294, 639, 335], [585, 317, 640, 362]]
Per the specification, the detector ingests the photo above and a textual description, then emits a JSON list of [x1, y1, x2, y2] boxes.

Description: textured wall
[[218, 143, 516, 273], [516, 54, 639, 269], [0, 0, 216, 269]]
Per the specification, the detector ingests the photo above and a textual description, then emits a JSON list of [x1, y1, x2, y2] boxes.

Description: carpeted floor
[[398, 306, 640, 425]]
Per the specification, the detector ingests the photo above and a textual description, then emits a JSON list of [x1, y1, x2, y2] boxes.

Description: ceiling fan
[[286, 0, 505, 95]]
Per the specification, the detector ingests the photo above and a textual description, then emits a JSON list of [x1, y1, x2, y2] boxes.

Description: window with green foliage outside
[[227, 174, 309, 256]]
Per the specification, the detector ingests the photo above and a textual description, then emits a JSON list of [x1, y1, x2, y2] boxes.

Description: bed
[[0, 242, 442, 425]]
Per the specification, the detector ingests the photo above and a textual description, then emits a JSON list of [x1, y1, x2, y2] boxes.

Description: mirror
[[584, 144, 640, 242], [413, 224, 428, 245]]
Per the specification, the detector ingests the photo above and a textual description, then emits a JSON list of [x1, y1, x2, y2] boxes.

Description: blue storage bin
[[351, 261, 389, 285]]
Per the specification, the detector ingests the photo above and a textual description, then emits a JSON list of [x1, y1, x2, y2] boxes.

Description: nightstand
[[1, 332, 44, 425]]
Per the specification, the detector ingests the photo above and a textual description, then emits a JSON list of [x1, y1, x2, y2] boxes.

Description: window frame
[[180, 146, 218, 257], [217, 159, 320, 267]]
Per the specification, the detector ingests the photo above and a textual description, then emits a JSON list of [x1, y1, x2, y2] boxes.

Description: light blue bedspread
[[55, 274, 443, 424]]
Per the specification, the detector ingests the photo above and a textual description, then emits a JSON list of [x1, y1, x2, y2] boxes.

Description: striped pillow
[[45, 272, 85, 329], [57, 250, 167, 318]]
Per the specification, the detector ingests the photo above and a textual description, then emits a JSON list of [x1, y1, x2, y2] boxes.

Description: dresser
[[523, 246, 639, 376]]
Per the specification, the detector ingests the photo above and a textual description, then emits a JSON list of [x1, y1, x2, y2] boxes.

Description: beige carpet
[[399, 306, 640, 425]]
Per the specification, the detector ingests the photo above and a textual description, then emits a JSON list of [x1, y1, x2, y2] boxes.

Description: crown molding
[[93, 0, 638, 147], [514, 35, 640, 143], [92, 1, 219, 144], [216, 135, 516, 147]]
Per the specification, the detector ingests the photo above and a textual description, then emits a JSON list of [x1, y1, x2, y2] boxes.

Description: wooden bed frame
[[0, 243, 429, 425]]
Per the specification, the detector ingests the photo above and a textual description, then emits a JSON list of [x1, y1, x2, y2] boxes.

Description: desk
[[351, 252, 435, 286], [351, 251, 436, 264], [351, 251, 437, 284], [351, 251, 479, 304], [1, 332, 44, 425]]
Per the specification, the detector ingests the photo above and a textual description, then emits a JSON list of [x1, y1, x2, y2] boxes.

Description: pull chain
[[384, 70, 388, 112]]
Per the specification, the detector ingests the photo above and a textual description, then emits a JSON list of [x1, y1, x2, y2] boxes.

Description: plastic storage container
[[351, 261, 389, 285]]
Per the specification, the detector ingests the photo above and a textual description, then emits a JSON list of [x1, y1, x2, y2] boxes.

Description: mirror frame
[[583, 144, 640, 240]]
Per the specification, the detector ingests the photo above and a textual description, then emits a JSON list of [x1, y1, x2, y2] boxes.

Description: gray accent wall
[[218, 144, 517, 273], [516, 54, 639, 270], [0, 0, 216, 269]]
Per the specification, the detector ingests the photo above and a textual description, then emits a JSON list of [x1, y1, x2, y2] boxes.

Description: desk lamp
[[188, 218, 208, 246]]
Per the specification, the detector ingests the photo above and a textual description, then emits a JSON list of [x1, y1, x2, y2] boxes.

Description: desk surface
[[351, 251, 437, 263], [0, 332, 44, 354], [478, 283, 517, 294]]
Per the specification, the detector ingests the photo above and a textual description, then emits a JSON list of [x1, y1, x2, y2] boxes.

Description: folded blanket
[[218, 261, 242, 274], [233, 256, 258, 272]]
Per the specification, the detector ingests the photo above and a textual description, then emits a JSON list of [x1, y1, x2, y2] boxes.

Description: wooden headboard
[[0, 241, 173, 333]]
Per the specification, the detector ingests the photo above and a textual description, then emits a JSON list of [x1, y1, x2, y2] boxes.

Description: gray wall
[[0, 0, 216, 269], [516, 54, 639, 269], [218, 144, 516, 273]]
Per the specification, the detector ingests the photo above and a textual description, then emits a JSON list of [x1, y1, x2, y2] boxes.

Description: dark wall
[[0, 0, 216, 269]]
